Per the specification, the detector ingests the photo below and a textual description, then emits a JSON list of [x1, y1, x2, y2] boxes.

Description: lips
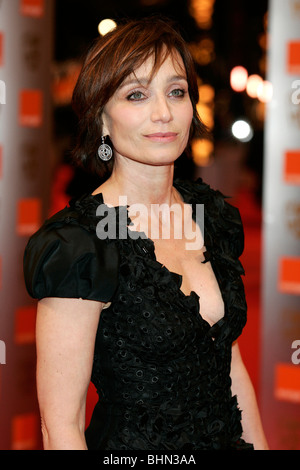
[[144, 132, 178, 142]]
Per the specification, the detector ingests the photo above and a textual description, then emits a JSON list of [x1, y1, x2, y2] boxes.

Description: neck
[[100, 158, 181, 207]]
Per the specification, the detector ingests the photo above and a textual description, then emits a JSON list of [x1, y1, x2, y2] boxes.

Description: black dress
[[23, 178, 254, 450]]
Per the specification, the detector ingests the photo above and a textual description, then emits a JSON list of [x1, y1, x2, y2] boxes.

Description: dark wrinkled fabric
[[23, 178, 253, 450], [23, 196, 120, 302]]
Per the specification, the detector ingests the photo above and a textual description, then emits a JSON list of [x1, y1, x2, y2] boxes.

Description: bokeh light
[[257, 80, 273, 103], [230, 66, 248, 92], [246, 74, 263, 98], [231, 119, 253, 142], [98, 19, 117, 36]]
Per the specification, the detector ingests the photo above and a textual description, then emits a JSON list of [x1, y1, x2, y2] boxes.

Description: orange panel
[[279, 257, 300, 295], [11, 413, 38, 450], [20, 0, 44, 17], [19, 90, 43, 127], [287, 41, 300, 74], [275, 363, 300, 403], [17, 198, 42, 236], [284, 150, 300, 184], [15, 306, 37, 344]]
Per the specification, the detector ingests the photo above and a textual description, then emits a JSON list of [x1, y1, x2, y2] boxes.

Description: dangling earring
[[98, 136, 113, 161]]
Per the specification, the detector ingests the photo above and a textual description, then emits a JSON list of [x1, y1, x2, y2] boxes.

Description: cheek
[[107, 108, 142, 139], [185, 102, 194, 127], [178, 103, 194, 138]]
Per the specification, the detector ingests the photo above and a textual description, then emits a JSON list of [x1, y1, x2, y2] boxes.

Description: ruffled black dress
[[23, 178, 254, 450]]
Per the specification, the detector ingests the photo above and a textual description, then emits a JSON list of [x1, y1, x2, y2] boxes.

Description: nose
[[150, 94, 173, 123]]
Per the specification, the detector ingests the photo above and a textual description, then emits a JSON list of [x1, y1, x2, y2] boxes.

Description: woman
[[23, 17, 268, 450]]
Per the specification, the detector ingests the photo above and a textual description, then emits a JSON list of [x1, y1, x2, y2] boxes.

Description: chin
[[145, 154, 180, 166]]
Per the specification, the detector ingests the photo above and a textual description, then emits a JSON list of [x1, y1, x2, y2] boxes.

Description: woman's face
[[102, 51, 194, 167]]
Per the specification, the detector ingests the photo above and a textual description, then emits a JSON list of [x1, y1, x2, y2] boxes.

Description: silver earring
[[98, 136, 113, 161]]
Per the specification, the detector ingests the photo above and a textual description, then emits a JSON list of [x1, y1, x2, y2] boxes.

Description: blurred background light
[[230, 66, 248, 92], [189, 38, 215, 66], [246, 74, 263, 98], [197, 84, 215, 130], [257, 80, 273, 103], [199, 84, 215, 103], [188, 0, 216, 30], [98, 18, 117, 36], [192, 138, 214, 166], [231, 119, 254, 142]]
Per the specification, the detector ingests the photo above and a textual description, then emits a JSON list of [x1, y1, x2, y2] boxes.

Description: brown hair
[[71, 16, 207, 177]]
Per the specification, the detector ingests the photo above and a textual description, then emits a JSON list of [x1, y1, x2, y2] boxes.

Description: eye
[[127, 90, 146, 101], [169, 88, 186, 98]]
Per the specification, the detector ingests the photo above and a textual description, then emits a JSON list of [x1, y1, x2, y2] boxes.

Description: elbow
[[40, 416, 53, 450], [39, 414, 87, 450]]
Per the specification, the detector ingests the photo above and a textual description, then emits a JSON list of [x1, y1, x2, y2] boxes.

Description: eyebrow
[[120, 74, 188, 89]]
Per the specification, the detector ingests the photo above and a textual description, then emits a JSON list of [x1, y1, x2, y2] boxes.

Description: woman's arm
[[36, 297, 103, 450], [230, 341, 269, 450]]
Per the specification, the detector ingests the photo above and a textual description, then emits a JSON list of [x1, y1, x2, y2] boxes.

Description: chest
[[128, 202, 225, 327], [153, 237, 225, 327]]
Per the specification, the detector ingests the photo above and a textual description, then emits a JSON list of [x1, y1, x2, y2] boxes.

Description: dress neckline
[[88, 181, 227, 333]]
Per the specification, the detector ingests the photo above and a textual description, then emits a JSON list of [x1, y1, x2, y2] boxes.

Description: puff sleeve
[[23, 210, 119, 302]]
